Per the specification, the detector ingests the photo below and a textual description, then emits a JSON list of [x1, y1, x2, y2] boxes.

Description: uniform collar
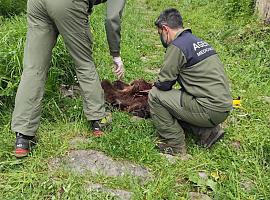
[[173, 28, 192, 40]]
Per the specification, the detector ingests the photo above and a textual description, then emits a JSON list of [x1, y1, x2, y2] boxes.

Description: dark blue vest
[[172, 30, 217, 68], [93, 0, 107, 5]]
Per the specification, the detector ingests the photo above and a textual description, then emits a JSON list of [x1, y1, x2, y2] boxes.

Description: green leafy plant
[[188, 172, 217, 192], [223, 0, 254, 19], [0, 0, 27, 17]]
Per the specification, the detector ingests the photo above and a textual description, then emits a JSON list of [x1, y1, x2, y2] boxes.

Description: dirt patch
[[240, 180, 255, 192], [48, 150, 151, 179], [48, 157, 62, 171], [231, 140, 241, 150]]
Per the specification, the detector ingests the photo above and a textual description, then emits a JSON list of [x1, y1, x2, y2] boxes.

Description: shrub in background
[[0, 17, 76, 108], [0, 0, 27, 17], [223, 0, 254, 19]]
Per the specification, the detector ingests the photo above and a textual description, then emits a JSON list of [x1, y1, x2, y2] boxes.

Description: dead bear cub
[[101, 80, 153, 118]]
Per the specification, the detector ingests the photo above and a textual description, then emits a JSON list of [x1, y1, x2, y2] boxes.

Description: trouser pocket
[[207, 109, 230, 126]]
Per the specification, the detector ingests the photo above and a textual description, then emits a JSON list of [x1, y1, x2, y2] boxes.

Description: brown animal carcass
[[101, 79, 153, 118]]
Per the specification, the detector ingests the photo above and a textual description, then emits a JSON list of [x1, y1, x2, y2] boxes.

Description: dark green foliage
[[0, 0, 27, 17], [0, 17, 26, 107], [222, 0, 254, 19], [0, 17, 76, 107]]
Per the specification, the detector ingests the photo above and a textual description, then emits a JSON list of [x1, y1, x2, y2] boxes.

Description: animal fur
[[101, 79, 153, 118]]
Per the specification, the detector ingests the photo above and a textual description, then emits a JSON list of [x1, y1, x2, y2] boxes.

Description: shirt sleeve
[[154, 44, 186, 91], [105, 0, 126, 57]]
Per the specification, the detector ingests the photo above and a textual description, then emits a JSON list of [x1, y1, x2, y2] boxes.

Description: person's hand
[[113, 56, 125, 79]]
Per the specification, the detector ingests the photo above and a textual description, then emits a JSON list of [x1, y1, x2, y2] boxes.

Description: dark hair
[[155, 8, 183, 29]]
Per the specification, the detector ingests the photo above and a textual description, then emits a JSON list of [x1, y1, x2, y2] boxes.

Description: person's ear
[[162, 25, 169, 33]]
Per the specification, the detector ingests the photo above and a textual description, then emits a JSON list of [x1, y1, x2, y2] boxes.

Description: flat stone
[[189, 192, 212, 200], [86, 183, 133, 200], [159, 153, 178, 164], [49, 150, 151, 179], [159, 153, 192, 164]]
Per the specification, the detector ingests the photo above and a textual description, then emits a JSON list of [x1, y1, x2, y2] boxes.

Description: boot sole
[[14, 148, 30, 158], [92, 130, 105, 137]]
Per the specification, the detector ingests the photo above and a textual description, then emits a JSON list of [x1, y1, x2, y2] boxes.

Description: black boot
[[90, 113, 112, 137], [14, 133, 36, 158], [155, 142, 187, 156], [196, 125, 225, 148]]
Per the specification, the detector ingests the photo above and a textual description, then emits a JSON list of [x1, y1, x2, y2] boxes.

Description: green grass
[[0, 0, 270, 199]]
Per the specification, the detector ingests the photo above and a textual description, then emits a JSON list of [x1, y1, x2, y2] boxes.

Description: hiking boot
[[155, 142, 187, 156], [14, 133, 36, 158], [156, 142, 192, 161], [91, 113, 112, 137], [197, 125, 225, 148]]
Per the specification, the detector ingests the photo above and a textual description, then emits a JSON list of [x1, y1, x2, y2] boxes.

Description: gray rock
[[189, 192, 212, 200], [49, 150, 151, 179], [159, 153, 192, 164], [159, 153, 178, 164], [87, 183, 133, 200]]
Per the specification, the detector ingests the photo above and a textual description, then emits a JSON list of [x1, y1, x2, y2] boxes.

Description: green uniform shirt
[[155, 29, 233, 112], [89, 0, 126, 56], [105, 0, 126, 56]]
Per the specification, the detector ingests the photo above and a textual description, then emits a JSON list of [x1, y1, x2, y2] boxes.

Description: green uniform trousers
[[148, 87, 229, 148], [12, 0, 106, 136]]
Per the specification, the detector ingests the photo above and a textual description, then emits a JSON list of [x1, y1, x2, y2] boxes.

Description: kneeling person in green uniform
[[149, 8, 233, 157]]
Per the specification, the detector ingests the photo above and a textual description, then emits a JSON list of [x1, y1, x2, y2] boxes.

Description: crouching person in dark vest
[[149, 8, 233, 158]]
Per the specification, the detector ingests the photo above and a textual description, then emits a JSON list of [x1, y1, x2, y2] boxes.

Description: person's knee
[[148, 87, 160, 103], [105, 14, 120, 26]]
